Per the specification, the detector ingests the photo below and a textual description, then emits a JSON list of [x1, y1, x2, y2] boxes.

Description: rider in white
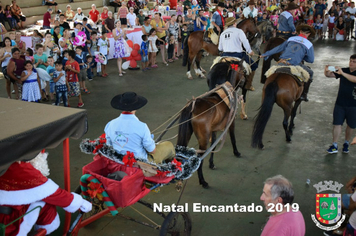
[[242, 0, 258, 19]]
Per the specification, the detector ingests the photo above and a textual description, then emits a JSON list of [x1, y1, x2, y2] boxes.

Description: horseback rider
[[260, 24, 315, 102], [277, 2, 299, 38], [219, 17, 257, 91], [211, 2, 225, 35], [105, 92, 176, 163], [242, 0, 258, 20]]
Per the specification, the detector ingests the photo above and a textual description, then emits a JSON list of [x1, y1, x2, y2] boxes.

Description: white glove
[[80, 200, 92, 213]]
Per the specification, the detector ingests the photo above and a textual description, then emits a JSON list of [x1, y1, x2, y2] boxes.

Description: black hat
[[111, 92, 148, 111], [217, 2, 225, 8]]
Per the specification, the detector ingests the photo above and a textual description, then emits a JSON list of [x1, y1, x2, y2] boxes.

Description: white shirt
[[54, 70, 66, 85], [98, 38, 109, 55], [218, 27, 252, 53], [127, 12, 136, 26], [104, 114, 156, 160], [243, 7, 258, 18], [346, 7, 356, 20]]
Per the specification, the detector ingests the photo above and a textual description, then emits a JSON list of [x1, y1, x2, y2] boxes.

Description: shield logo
[[315, 193, 342, 225]]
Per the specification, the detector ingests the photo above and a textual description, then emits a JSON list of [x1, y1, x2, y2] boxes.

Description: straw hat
[[225, 17, 237, 27], [296, 24, 316, 38], [284, 2, 299, 10]]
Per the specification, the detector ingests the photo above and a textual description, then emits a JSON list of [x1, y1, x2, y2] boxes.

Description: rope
[[128, 205, 160, 227]]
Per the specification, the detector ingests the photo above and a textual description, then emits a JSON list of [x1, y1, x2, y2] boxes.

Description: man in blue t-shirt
[[324, 54, 356, 154], [194, 10, 207, 31], [313, 0, 326, 19]]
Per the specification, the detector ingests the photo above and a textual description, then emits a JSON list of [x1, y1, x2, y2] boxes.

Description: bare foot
[[351, 137, 356, 145]]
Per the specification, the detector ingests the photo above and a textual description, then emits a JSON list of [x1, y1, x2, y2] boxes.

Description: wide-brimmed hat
[[296, 24, 315, 38], [225, 17, 237, 27], [284, 2, 299, 10], [248, 0, 256, 5], [111, 92, 148, 111], [217, 2, 225, 8]]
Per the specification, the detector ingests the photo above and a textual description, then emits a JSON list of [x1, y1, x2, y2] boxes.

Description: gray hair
[[264, 175, 294, 205]]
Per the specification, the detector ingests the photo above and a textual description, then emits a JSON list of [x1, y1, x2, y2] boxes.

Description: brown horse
[[251, 73, 303, 149], [182, 18, 260, 80], [177, 59, 245, 188]]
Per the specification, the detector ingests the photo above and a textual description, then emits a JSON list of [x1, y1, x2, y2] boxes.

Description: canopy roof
[[0, 98, 87, 175]]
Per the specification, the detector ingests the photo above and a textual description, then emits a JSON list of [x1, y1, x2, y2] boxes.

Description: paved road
[[1, 39, 355, 236]]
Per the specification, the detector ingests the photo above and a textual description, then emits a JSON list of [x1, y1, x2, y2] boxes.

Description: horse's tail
[[177, 102, 194, 147], [251, 80, 278, 148], [182, 36, 189, 67]]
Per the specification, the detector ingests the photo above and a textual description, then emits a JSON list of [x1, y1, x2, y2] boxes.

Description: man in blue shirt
[[277, 2, 299, 38], [105, 92, 176, 164], [261, 24, 315, 102], [194, 10, 207, 31], [211, 2, 225, 34]]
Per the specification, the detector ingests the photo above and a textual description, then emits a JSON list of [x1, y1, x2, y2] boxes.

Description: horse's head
[[237, 18, 261, 42], [258, 20, 274, 41], [227, 60, 246, 89]]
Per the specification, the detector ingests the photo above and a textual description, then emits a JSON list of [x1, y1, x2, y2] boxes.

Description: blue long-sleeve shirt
[[278, 11, 296, 33], [262, 36, 314, 65]]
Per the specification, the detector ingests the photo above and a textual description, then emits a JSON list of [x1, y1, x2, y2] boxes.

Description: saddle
[[213, 81, 235, 109], [264, 65, 310, 86], [204, 28, 219, 45], [211, 56, 251, 75]]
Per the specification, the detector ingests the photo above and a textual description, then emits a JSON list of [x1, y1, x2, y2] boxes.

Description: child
[[307, 15, 314, 27], [46, 56, 56, 101], [65, 50, 84, 107], [322, 13, 329, 38], [9, 32, 16, 46], [148, 29, 163, 68], [34, 44, 48, 70], [53, 60, 69, 106], [31, 30, 44, 50], [140, 35, 149, 71], [5, 5, 17, 30], [86, 55, 94, 81], [25, 48, 34, 63], [20, 61, 41, 102], [97, 32, 110, 77], [314, 14, 323, 38], [75, 46, 90, 94], [89, 31, 99, 76], [167, 34, 175, 63], [345, 12, 352, 40], [181, 24, 188, 56], [328, 12, 335, 38]]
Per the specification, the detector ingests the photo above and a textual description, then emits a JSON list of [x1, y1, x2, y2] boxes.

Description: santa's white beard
[[29, 152, 50, 177]]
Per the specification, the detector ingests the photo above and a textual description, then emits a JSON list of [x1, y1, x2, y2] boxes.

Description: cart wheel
[[159, 212, 192, 236], [74, 185, 107, 221]]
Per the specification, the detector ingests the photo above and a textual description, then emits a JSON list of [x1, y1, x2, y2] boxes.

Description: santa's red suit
[[0, 161, 92, 235]]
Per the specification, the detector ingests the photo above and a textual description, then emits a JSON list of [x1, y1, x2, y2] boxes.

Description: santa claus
[[0, 152, 92, 235]]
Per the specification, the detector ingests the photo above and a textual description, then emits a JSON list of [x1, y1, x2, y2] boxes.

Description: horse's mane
[[208, 60, 244, 90]]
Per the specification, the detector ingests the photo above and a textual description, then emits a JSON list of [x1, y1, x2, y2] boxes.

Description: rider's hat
[[111, 92, 148, 111], [248, 0, 256, 5], [284, 2, 299, 10], [225, 17, 237, 27], [296, 24, 316, 38], [217, 2, 225, 8]]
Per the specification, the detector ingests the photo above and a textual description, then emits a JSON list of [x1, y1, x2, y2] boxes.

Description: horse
[[177, 59, 246, 188], [251, 72, 304, 149], [182, 18, 260, 80]]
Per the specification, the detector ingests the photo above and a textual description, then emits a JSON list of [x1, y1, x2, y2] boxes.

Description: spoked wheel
[[159, 212, 192, 236]]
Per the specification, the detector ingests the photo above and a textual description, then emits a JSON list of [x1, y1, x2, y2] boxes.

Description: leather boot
[[244, 71, 255, 91], [300, 79, 312, 102]]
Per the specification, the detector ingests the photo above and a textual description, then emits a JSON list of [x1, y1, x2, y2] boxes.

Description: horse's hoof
[[187, 77, 193, 80], [209, 165, 216, 170], [201, 182, 209, 189], [234, 152, 241, 157], [240, 113, 248, 120], [259, 144, 265, 150]]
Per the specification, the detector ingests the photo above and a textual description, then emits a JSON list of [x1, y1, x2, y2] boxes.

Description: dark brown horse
[[177, 60, 245, 188], [182, 18, 260, 80], [252, 73, 304, 149]]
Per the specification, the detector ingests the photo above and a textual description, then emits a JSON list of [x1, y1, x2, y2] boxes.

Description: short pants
[[333, 104, 356, 129], [49, 81, 55, 93], [78, 69, 87, 82], [68, 82, 80, 97], [141, 55, 148, 62]]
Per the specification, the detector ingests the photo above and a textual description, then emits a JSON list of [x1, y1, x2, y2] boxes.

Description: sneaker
[[77, 103, 84, 108], [88, 78, 93, 81], [343, 143, 349, 154], [83, 89, 90, 94], [327, 145, 338, 154]]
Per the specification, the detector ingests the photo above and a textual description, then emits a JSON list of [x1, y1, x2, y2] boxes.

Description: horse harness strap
[[214, 82, 235, 109]]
